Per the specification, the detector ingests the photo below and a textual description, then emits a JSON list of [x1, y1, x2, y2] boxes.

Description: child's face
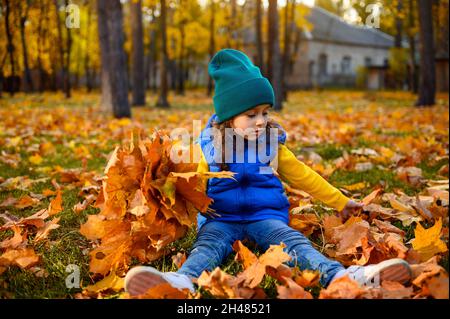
[[231, 104, 270, 140]]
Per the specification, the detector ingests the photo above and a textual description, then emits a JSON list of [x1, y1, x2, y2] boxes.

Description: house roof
[[304, 6, 395, 48]]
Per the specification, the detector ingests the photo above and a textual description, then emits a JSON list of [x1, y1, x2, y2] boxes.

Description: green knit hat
[[208, 49, 275, 123]]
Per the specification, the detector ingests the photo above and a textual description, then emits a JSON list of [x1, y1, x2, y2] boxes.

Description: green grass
[[417, 158, 449, 179], [328, 167, 417, 196], [1, 90, 448, 299], [313, 144, 344, 160]]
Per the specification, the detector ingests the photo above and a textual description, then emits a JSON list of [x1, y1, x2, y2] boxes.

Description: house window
[[309, 60, 315, 80], [318, 53, 327, 76], [341, 56, 352, 74], [365, 57, 372, 67]]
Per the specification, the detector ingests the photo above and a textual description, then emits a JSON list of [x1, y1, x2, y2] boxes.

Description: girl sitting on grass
[[124, 49, 411, 295]]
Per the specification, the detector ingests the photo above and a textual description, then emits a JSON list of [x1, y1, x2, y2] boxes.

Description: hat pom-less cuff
[[213, 77, 275, 123]]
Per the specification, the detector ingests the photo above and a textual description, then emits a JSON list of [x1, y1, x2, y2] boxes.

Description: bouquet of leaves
[[80, 130, 234, 277]]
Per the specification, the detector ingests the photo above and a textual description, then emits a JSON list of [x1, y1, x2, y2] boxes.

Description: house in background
[[293, 6, 394, 89], [241, 5, 395, 89], [435, 53, 449, 93]]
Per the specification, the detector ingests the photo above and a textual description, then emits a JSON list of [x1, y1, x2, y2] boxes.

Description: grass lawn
[[0, 89, 448, 298]]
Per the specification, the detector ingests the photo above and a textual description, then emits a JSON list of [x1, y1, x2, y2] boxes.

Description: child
[[124, 49, 411, 296]]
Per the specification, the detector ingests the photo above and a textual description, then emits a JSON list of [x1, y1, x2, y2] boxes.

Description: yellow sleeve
[[276, 144, 350, 212], [195, 143, 209, 191]]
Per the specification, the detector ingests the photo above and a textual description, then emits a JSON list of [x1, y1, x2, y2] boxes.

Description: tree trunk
[[37, 0, 46, 92], [64, 0, 72, 98], [4, 0, 16, 96], [106, 0, 130, 116], [281, 0, 292, 102], [149, 27, 157, 93], [207, 0, 216, 97], [395, 0, 403, 48], [156, 0, 170, 107], [148, 7, 158, 93], [84, 0, 93, 92], [408, 0, 418, 93], [97, 0, 131, 117], [255, 0, 264, 76], [97, 0, 112, 110], [74, 28, 82, 89], [290, 1, 302, 76], [130, 0, 146, 106], [416, 0, 436, 107], [0, 53, 6, 98], [19, 0, 34, 92], [177, 18, 186, 95], [231, 0, 237, 48], [170, 58, 177, 91], [268, 0, 283, 110], [54, 0, 68, 97]]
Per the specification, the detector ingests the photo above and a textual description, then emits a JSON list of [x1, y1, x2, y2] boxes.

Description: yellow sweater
[[196, 143, 350, 212]]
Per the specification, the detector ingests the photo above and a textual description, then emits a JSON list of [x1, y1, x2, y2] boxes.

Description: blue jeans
[[178, 218, 345, 287]]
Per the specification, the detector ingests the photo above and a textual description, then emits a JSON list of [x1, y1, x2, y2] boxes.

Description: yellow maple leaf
[[343, 182, 367, 191], [84, 269, 124, 293], [29, 154, 43, 165], [412, 218, 448, 262], [48, 189, 63, 216]]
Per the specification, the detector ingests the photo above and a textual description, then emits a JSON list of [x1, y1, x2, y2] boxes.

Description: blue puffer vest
[[196, 114, 291, 228]]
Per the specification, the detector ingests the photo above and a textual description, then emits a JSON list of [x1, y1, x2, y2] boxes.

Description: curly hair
[[211, 116, 284, 171]]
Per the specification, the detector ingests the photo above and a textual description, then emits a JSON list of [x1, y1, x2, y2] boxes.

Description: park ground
[[0, 89, 448, 298]]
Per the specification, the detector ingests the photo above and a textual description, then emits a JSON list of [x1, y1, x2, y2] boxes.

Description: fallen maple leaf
[[14, 195, 40, 209], [197, 267, 245, 298], [235, 242, 291, 288], [294, 270, 320, 288], [0, 209, 49, 230], [73, 194, 96, 214], [411, 257, 449, 299], [333, 216, 370, 256], [277, 277, 313, 299], [34, 217, 61, 242], [289, 213, 320, 236], [379, 281, 414, 299], [233, 240, 258, 269], [319, 276, 366, 299], [48, 189, 63, 216], [0, 197, 18, 207], [171, 252, 187, 269], [0, 226, 27, 250], [135, 283, 191, 299], [0, 247, 40, 270], [322, 214, 343, 242], [361, 188, 383, 206], [411, 218, 448, 262], [84, 269, 124, 293], [28, 154, 43, 165]]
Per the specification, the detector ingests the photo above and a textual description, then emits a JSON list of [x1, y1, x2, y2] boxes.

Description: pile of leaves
[[0, 91, 448, 298], [126, 236, 448, 299], [77, 130, 234, 293], [75, 130, 448, 299]]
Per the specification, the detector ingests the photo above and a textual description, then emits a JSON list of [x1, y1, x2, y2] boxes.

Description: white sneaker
[[332, 258, 412, 288], [124, 266, 195, 296]]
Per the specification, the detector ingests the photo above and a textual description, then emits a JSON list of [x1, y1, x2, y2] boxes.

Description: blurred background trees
[[0, 0, 448, 117]]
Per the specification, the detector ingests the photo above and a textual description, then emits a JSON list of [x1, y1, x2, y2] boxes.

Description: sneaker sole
[[125, 267, 168, 296], [369, 259, 412, 286]]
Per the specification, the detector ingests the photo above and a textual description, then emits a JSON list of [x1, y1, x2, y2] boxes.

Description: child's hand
[[339, 200, 364, 221]]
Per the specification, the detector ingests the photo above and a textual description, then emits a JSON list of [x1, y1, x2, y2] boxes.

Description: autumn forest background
[[0, 0, 449, 299]]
